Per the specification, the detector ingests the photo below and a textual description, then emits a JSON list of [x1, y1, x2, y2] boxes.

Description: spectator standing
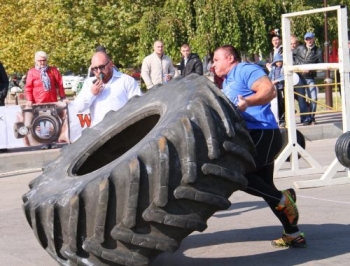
[[291, 34, 300, 50], [179, 44, 203, 77], [207, 57, 214, 75], [25, 51, 69, 149], [202, 51, 211, 74], [11, 75, 20, 87], [19, 75, 26, 89], [290, 34, 308, 122], [293, 32, 323, 125], [266, 34, 283, 71], [25, 51, 68, 106], [141, 40, 175, 89], [0, 61, 9, 106], [75, 51, 142, 127], [213, 45, 305, 248], [269, 54, 285, 127]]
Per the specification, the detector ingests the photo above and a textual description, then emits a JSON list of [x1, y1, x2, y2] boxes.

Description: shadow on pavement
[[153, 223, 350, 266], [214, 200, 267, 218]]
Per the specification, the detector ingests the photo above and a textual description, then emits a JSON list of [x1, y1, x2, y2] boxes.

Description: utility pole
[[324, 0, 333, 108]]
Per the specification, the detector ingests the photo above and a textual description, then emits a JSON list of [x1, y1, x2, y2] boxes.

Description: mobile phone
[[93, 74, 104, 84]]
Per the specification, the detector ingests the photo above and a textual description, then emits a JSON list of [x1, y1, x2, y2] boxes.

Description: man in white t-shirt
[[75, 51, 142, 127]]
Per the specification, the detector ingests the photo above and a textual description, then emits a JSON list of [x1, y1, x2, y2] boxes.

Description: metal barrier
[[293, 69, 342, 117], [276, 5, 350, 188]]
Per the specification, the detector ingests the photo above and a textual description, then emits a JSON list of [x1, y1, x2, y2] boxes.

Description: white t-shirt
[[74, 69, 142, 126]]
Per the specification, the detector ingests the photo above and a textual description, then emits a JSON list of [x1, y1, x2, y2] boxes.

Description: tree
[[1, 0, 349, 75]]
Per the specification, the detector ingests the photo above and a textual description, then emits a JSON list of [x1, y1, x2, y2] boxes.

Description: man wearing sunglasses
[[293, 32, 323, 126], [87, 45, 119, 77], [75, 51, 142, 127]]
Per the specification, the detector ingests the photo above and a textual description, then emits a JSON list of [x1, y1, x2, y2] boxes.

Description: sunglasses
[[91, 61, 110, 72], [305, 38, 313, 40]]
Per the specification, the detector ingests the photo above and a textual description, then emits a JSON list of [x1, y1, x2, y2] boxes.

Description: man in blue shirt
[[213, 45, 306, 248]]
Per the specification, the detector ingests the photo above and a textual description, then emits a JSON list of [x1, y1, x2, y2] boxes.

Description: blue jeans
[[295, 77, 317, 122], [300, 77, 317, 121], [294, 81, 308, 122]]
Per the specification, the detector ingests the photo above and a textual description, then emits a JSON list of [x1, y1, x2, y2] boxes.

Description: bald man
[[75, 51, 142, 126], [141, 40, 175, 89]]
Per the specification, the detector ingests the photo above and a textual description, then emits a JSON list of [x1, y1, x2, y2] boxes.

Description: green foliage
[[0, 0, 350, 75]]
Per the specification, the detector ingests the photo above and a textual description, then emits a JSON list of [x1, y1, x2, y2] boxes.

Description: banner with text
[[0, 102, 91, 149]]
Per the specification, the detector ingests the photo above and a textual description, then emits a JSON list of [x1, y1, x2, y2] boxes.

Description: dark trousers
[[244, 129, 299, 234], [276, 89, 285, 123]]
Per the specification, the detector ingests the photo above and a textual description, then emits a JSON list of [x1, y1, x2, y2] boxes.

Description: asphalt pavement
[[1, 138, 350, 266]]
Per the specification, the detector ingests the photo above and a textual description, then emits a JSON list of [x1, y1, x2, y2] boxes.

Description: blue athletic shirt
[[222, 62, 278, 130]]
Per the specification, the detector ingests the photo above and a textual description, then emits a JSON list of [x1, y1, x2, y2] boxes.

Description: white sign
[[0, 102, 91, 149]]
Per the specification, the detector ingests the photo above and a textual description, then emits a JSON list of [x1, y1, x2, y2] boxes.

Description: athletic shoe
[[276, 190, 299, 226], [271, 232, 307, 248], [286, 188, 296, 203]]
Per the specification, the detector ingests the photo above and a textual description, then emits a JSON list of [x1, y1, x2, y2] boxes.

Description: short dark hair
[[95, 45, 107, 52], [214, 45, 242, 62], [271, 34, 282, 40], [94, 46, 111, 62]]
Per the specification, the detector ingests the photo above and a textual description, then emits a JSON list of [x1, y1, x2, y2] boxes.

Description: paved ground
[[1, 138, 349, 266]]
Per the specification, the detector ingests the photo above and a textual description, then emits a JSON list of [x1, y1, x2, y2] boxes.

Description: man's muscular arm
[[236, 76, 276, 111]]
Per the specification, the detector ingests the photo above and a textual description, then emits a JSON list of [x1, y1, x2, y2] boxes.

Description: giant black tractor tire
[[22, 74, 256, 266], [335, 131, 350, 168]]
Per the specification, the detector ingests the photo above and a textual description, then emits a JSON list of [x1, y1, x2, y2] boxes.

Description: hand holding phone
[[92, 73, 105, 84], [91, 74, 105, 95]]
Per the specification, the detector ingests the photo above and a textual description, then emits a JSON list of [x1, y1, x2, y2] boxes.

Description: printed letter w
[[77, 114, 91, 128]]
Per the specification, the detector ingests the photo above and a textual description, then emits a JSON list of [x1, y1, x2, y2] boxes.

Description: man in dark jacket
[[179, 44, 203, 77], [293, 32, 323, 125], [0, 62, 9, 106]]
